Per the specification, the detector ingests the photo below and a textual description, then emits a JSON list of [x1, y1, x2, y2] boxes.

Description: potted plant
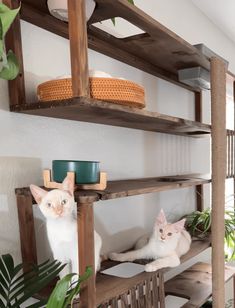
[[184, 207, 235, 261], [0, 3, 20, 80], [0, 253, 92, 307]]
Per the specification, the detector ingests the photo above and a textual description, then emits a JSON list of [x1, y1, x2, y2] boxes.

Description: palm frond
[[0, 254, 65, 308]]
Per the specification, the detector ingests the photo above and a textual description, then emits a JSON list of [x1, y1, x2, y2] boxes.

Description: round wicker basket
[[37, 77, 145, 109]]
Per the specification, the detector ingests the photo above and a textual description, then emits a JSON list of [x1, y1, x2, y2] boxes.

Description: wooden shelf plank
[[165, 262, 235, 308], [15, 175, 211, 203], [96, 174, 211, 200], [96, 238, 211, 305], [11, 98, 211, 137], [19, 0, 210, 90]]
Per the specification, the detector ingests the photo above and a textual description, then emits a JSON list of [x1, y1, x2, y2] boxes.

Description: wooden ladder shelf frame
[[4, 0, 232, 307]]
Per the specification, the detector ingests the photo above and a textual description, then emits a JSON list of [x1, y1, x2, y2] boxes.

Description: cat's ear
[[156, 209, 167, 226], [172, 218, 186, 232], [30, 185, 47, 205], [62, 175, 74, 196]]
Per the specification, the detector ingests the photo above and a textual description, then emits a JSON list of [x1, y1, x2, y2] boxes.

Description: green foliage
[[0, 254, 65, 307], [111, 0, 135, 26], [0, 3, 20, 80], [46, 266, 92, 308], [185, 207, 235, 261]]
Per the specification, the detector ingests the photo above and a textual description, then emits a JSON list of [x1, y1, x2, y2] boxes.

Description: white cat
[[109, 209, 191, 272], [30, 175, 102, 279]]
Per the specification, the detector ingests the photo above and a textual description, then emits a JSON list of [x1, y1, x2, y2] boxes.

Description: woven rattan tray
[[37, 77, 145, 109]]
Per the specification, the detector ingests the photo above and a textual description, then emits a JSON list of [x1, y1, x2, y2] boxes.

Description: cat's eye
[[61, 199, 67, 205], [47, 202, 52, 208], [159, 228, 163, 233], [167, 232, 172, 236]]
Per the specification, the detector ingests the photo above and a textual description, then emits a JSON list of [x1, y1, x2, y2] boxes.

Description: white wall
[[0, 0, 234, 304]]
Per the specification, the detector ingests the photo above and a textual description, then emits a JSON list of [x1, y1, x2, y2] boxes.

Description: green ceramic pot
[[52, 160, 100, 184]]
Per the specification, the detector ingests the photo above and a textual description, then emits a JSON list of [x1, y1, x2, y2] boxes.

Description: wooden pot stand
[[43, 169, 107, 191]]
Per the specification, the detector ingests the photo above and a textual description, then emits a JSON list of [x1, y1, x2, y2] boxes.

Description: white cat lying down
[[109, 209, 191, 272], [30, 175, 102, 279]]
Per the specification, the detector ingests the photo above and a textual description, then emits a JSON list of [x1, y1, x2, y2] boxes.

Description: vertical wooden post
[[76, 200, 96, 308], [195, 91, 204, 211], [228, 131, 231, 178], [195, 91, 202, 123], [211, 57, 227, 308], [159, 271, 166, 308], [16, 191, 37, 271], [196, 185, 204, 212], [68, 0, 90, 97], [3, 0, 26, 107], [233, 81, 235, 202]]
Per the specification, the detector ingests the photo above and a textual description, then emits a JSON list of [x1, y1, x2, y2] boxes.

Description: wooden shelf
[[95, 174, 211, 201], [11, 98, 211, 137], [165, 262, 235, 308], [15, 174, 210, 203], [96, 238, 211, 305], [20, 0, 210, 90], [33, 238, 211, 305]]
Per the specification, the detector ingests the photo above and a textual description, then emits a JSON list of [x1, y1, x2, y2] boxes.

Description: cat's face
[[38, 189, 75, 219], [154, 209, 185, 242], [30, 175, 75, 219]]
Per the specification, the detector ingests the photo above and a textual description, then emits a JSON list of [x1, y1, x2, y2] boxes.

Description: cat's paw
[[145, 263, 158, 272], [109, 252, 124, 262]]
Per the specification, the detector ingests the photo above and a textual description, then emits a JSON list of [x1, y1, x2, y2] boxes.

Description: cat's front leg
[[109, 246, 152, 262], [145, 253, 180, 272]]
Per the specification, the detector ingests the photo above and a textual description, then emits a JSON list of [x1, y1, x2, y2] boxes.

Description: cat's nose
[[161, 236, 165, 240], [56, 207, 63, 215]]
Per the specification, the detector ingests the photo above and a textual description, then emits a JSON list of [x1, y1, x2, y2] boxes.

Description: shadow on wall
[[0, 157, 42, 263], [95, 216, 145, 255]]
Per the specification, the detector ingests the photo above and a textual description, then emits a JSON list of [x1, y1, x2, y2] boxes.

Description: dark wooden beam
[[194, 91, 204, 212], [76, 201, 96, 308], [3, 0, 26, 106], [16, 192, 37, 271], [68, 0, 89, 97]]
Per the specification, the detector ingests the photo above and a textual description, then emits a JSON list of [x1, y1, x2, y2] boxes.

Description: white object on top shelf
[[47, 0, 96, 22]]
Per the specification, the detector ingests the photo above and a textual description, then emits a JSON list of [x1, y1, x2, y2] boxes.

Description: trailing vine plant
[[111, 0, 135, 25], [0, 3, 20, 80]]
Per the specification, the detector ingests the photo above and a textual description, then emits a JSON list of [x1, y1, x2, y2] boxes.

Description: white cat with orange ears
[[30, 175, 102, 278], [109, 209, 191, 272]]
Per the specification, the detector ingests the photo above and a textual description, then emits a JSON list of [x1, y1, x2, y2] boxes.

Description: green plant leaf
[[0, 3, 20, 37], [0, 283, 8, 300], [11, 264, 65, 307], [0, 253, 64, 308], [0, 255, 10, 282], [46, 273, 75, 308], [2, 254, 14, 279], [0, 19, 3, 40], [65, 267, 92, 306], [111, 0, 134, 26], [0, 50, 19, 80], [11, 259, 52, 287], [111, 17, 115, 26], [10, 261, 64, 300], [0, 272, 8, 290]]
